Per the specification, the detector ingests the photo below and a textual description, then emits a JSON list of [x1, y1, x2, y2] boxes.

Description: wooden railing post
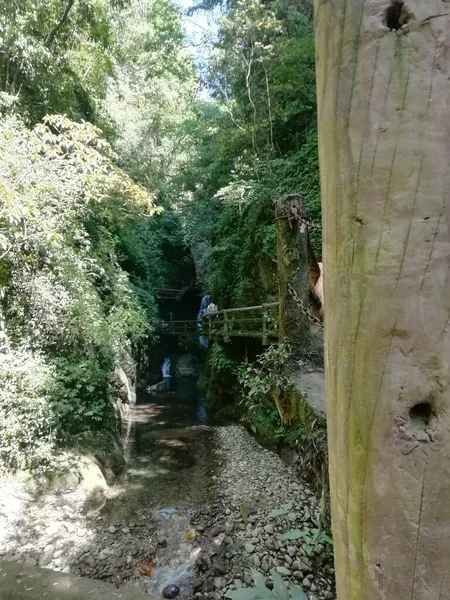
[[262, 304, 268, 346], [224, 312, 229, 342]]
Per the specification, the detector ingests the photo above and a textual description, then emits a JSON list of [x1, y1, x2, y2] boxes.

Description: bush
[[237, 344, 296, 443], [0, 114, 158, 471], [0, 340, 57, 471]]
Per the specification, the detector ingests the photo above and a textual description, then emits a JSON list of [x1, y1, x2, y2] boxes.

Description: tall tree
[[315, 0, 450, 598]]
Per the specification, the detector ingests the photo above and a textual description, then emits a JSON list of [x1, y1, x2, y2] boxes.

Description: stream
[[103, 377, 218, 597], [0, 374, 336, 600]]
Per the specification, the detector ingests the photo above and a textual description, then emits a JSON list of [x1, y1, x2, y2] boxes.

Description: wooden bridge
[[160, 302, 280, 344]]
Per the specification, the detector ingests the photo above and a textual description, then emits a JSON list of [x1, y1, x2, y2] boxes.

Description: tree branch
[[45, 0, 76, 48]]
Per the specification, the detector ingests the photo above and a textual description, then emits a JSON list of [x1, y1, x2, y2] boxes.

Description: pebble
[[213, 577, 224, 589], [108, 526, 117, 534], [244, 543, 255, 554], [276, 566, 291, 576], [162, 585, 180, 599]]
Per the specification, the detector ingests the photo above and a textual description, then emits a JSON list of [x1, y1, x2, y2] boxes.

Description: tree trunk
[[315, 1, 450, 598], [275, 194, 311, 351]]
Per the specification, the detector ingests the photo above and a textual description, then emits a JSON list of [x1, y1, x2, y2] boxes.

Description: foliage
[[209, 342, 238, 377], [238, 344, 293, 411], [99, 0, 196, 188], [266, 502, 333, 557], [237, 344, 296, 442], [0, 114, 159, 470], [0, 0, 115, 123], [179, 0, 321, 308], [280, 527, 333, 556], [225, 569, 306, 600], [0, 339, 57, 471], [268, 502, 293, 518]]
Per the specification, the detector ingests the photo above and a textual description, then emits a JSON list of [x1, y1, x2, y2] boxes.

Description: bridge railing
[[159, 302, 280, 344], [202, 302, 279, 344]]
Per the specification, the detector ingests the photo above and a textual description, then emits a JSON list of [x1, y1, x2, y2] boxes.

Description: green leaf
[[252, 569, 268, 590], [268, 508, 285, 518], [225, 589, 258, 600], [240, 503, 250, 523], [281, 502, 292, 511], [280, 530, 304, 540], [289, 584, 307, 600], [271, 570, 289, 600]]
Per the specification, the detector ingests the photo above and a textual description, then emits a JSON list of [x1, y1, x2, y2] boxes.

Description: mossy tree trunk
[[315, 1, 450, 598], [275, 194, 311, 351]]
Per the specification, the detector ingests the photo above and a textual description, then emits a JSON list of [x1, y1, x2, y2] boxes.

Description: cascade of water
[[162, 357, 172, 378]]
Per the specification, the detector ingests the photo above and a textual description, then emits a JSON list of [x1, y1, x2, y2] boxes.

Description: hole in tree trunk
[[409, 402, 433, 427], [385, 0, 413, 30]]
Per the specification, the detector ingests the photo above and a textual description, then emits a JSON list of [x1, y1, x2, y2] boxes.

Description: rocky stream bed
[[0, 380, 335, 600]]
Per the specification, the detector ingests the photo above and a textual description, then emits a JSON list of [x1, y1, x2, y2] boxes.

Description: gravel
[[191, 426, 335, 600], [0, 425, 336, 599]]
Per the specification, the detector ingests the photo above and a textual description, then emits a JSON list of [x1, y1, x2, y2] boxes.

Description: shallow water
[[103, 378, 218, 597]]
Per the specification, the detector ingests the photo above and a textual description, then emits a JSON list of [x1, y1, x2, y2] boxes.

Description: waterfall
[[161, 357, 171, 378]]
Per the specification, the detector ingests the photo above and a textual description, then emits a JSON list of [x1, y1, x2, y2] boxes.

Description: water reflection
[[102, 378, 218, 598], [197, 396, 207, 424], [103, 377, 216, 519]]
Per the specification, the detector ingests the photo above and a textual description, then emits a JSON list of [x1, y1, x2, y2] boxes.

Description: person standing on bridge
[[206, 299, 218, 314], [197, 294, 211, 348]]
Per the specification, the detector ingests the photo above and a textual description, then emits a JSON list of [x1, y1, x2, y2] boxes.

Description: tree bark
[[315, 1, 450, 598]]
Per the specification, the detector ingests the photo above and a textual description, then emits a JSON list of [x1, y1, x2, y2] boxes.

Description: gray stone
[[25, 557, 38, 567], [264, 524, 274, 535], [213, 577, 224, 590], [244, 543, 255, 554], [82, 554, 96, 568], [287, 546, 297, 558], [252, 527, 264, 537], [108, 526, 117, 534], [163, 585, 180, 599], [213, 560, 228, 575], [276, 566, 291, 576], [302, 578, 311, 589]]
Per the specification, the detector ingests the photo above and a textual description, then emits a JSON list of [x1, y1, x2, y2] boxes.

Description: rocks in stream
[[190, 426, 336, 600], [163, 584, 181, 598], [0, 424, 335, 600]]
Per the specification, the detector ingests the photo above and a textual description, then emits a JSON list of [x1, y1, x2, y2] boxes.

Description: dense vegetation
[[0, 0, 320, 471], [181, 0, 320, 308], [0, 0, 195, 471]]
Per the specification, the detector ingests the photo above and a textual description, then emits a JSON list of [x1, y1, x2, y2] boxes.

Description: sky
[[177, 0, 218, 63]]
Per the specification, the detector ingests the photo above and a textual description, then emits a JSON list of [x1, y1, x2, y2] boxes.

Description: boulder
[[173, 354, 202, 378]]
